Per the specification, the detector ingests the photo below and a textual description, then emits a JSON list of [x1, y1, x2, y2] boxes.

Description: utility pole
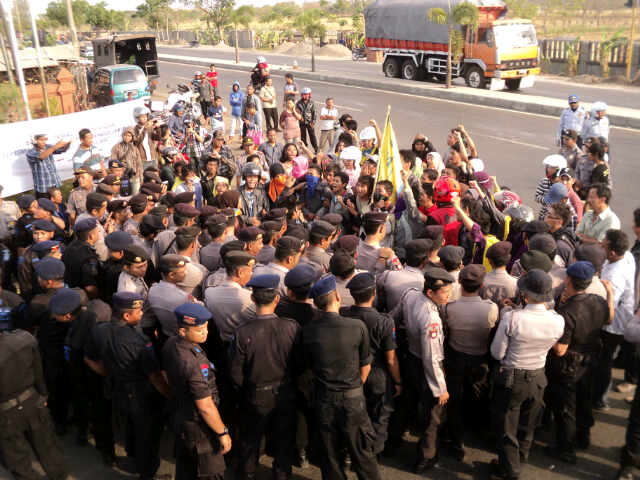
[[64, 0, 78, 54], [28, 0, 50, 116], [0, 0, 31, 120], [627, 0, 638, 80], [0, 22, 14, 83]]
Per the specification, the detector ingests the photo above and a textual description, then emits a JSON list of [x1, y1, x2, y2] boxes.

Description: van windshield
[[113, 68, 146, 85], [493, 24, 537, 49]]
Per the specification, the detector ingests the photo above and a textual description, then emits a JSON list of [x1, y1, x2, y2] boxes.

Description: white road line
[[475, 133, 551, 151], [161, 61, 636, 133], [314, 100, 363, 112]]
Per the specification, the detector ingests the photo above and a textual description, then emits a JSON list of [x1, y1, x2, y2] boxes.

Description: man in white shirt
[[594, 229, 637, 410], [318, 97, 338, 153]]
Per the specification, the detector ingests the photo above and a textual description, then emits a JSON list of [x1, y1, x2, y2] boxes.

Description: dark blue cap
[[37, 197, 57, 213], [49, 288, 82, 315], [112, 291, 144, 310], [32, 219, 56, 232], [175, 302, 212, 326], [32, 240, 61, 256], [566, 260, 595, 280], [246, 273, 280, 290], [34, 257, 65, 279], [17, 194, 36, 210], [75, 217, 98, 233], [310, 274, 337, 299], [105, 230, 133, 251], [284, 264, 317, 288], [568, 94, 578, 103], [346, 272, 375, 292]]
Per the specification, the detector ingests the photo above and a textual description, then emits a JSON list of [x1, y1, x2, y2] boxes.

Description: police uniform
[[356, 212, 401, 275], [479, 243, 519, 306], [547, 262, 609, 461], [341, 272, 398, 455], [252, 261, 289, 297], [66, 185, 91, 220], [377, 266, 424, 312], [101, 231, 134, 303], [230, 274, 302, 479], [174, 227, 208, 298], [393, 268, 452, 471], [490, 270, 564, 479], [117, 245, 150, 298], [17, 220, 57, 301], [63, 218, 100, 294], [200, 240, 224, 272], [85, 292, 165, 480], [162, 303, 226, 480], [148, 255, 191, 340], [303, 220, 335, 273], [303, 275, 381, 480], [557, 96, 586, 145], [256, 244, 276, 265], [0, 327, 68, 480], [443, 264, 498, 457]]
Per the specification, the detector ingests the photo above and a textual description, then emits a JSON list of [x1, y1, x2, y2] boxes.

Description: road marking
[[475, 133, 551, 151], [314, 100, 362, 112], [161, 61, 636, 133]]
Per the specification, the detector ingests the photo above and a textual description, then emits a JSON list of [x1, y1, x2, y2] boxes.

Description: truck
[[364, 0, 540, 90]]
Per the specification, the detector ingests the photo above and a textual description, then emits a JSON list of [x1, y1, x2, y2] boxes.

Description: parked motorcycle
[[352, 47, 366, 61], [166, 83, 202, 119]]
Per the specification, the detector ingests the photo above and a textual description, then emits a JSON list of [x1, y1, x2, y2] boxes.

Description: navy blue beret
[[34, 257, 65, 279], [285, 264, 317, 288], [32, 219, 56, 232], [566, 260, 595, 281], [37, 198, 57, 213], [49, 288, 82, 315], [32, 240, 61, 256], [310, 275, 337, 299], [105, 230, 133, 251], [346, 272, 375, 292], [75, 217, 98, 233], [17, 194, 36, 210], [112, 291, 144, 310], [175, 302, 212, 327], [246, 273, 280, 290]]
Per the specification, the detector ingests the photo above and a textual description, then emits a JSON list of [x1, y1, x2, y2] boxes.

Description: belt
[[315, 385, 364, 398], [252, 381, 290, 392], [513, 367, 545, 377], [0, 387, 38, 411]]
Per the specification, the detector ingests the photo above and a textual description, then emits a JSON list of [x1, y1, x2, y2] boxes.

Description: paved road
[[161, 60, 638, 234], [159, 45, 640, 109]]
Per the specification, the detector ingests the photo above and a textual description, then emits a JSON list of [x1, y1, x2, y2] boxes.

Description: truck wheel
[[464, 66, 486, 89], [401, 59, 421, 81], [383, 57, 401, 78], [506, 78, 522, 91]]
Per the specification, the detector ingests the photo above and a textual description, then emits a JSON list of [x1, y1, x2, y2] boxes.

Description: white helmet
[[592, 101, 608, 113], [133, 106, 150, 119], [359, 126, 376, 141], [542, 154, 567, 169], [256, 56, 266, 64], [301, 87, 312, 95]]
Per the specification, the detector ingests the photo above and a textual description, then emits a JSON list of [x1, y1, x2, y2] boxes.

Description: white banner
[[0, 100, 145, 197]]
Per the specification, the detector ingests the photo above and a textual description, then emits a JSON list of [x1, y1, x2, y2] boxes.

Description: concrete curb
[[159, 54, 640, 130]]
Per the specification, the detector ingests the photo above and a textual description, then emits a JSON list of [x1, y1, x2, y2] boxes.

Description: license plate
[[518, 69, 527, 75], [126, 90, 138, 97]]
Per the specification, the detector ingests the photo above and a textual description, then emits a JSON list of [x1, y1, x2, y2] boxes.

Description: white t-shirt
[[320, 107, 338, 131]]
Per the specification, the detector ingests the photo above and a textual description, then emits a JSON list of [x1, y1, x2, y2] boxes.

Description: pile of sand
[[271, 40, 352, 58], [273, 41, 297, 54], [316, 43, 352, 58]]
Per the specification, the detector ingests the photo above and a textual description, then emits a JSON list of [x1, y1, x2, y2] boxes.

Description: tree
[[599, 29, 625, 78], [294, 9, 326, 72], [136, 0, 169, 31], [192, 0, 235, 44], [504, 0, 539, 20], [229, 5, 254, 63], [427, 1, 478, 88], [42, 0, 90, 27]]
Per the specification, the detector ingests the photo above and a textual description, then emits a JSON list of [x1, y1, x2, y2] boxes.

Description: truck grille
[[500, 59, 537, 69]]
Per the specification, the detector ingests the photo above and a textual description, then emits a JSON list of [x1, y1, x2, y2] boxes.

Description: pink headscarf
[[292, 155, 309, 179]]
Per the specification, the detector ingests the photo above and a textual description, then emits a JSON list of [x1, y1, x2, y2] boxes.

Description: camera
[[373, 192, 388, 203]]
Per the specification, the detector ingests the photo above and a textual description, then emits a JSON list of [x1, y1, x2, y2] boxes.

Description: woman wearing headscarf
[[111, 127, 144, 195]]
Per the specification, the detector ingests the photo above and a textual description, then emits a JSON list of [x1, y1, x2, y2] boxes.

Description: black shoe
[[615, 468, 634, 480], [413, 456, 438, 474], [489, 460, 518, 480], [297, 449, 309, 469]]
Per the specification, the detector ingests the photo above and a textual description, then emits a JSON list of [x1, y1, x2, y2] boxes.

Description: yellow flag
[[375, 110, 404, 204]]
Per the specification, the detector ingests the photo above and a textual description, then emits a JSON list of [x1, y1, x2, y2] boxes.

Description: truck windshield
[[492, 24, 537, 49], [113, 68, 146, 85]]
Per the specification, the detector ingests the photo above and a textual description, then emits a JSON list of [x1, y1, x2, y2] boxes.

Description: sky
[[27, 0, 305, 15]]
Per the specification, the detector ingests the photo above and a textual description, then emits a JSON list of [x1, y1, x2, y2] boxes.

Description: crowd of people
[[0, 68, 639, 480]]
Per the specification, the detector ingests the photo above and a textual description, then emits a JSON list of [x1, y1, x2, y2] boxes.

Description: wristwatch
[[216, 427, 229, 437]]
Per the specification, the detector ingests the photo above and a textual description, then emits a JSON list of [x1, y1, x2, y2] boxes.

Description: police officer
[[443, 264, 498, 461], [557, 94, 586, 147], [480, 241, 518, 307], [392, 267, 453, 473], [0, 319, 68, 480], [163, 303, 230, 480], [117, 244, 150, 297], [490, 269, 565, 480], [341, 272, 402, 456], [253, 236, 305, 297], [329, 252, 361, 309], [546, 261, 610, 463], [303, 275, 381, 480], [230, 274, 302, 480], [200, 214, 235, 272], [63, 217, 101, 299], [101, 230, 134, 303], [84, 291, 170, 480], [300, 220, 334, 273], [356, 212, 401, 275], [17, 218, 56, 301]]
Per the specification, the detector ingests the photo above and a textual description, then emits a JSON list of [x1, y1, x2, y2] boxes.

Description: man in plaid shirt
[[26, 134, 71, 198]]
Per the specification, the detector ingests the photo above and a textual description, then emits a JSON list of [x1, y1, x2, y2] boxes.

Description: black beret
[[237, 226, 265, 242], [224, 250, 255, 268], [329, 251, 355, 277], [285, 264, 317, 288], [34, 257, 65, 280], [284, 225, 309, 242], [265, 208, 287, 221], [32, 240, 61, 258], [262, 220, 283, 232], [520, 250, 553, 273], [17, 194, 36, 210], [438, 245, 465, 268], [529, 233, 557, 257], [107, 199, 128, 213], [159, 254, 189, 273], [32, 219, 56, 232], [175, 203, 200, 218], [311, 220, 335, 237], [105, 230, 133, 251], [75, 217, 98, 233], [363, 212, 387, 226], [86, 192, 108, 212], [129, 193, 148, 210], [220, 240, 245, 260], [37, 198, 57, 213], [206, 214, 228, 229], [321, 213, 343, 227], [161, 191, 177, 206], [486, 241, 512, 260], [149, 205, 169, 217], [96, 183, 114, 196], [49, 288, 82, 315], [333, 235, 360, 255], [346, 272, 375, 292], [141, 214, 166, 233], [199, 205, 218, 219], [113, 291, 144, 310], [123, 244, 150, 264], [277, 235, 303, 255], [102, 174, 121, 185], [175, 226, 201, 241], [522, 220, 550, 235], [459, 264, 486, 283], [424, 266, 455, 290], [405, 239, 431, 261], [517, 269, 552, 297], [175, 191, 195, 204], [140, 182, 162, 195]]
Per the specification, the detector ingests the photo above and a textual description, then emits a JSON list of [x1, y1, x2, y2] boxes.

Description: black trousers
[[263, 107, 278, 131], [200, 100, 212, 118], [0, 396, 68, 480], [237, 385, 296, 479], [314, 387, 381, 480], [174, 419, 225, 480], [387, 350, 421, 447], [621, 380, 640, 471], [548, 360, 594, 454], [593, 331, 624, 404], [445, 347, 489, 449], [299, 122, 318, 152], [69, 351, 90, 436], [491, 368, 546, 478], [364, 366, 395, 455], [41, 349, 70, 428]]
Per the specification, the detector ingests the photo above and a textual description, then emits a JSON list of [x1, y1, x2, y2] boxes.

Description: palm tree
[[229, 6, 254, 64], [294, 9, 326, 72], [427, 1, 478, 88]]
